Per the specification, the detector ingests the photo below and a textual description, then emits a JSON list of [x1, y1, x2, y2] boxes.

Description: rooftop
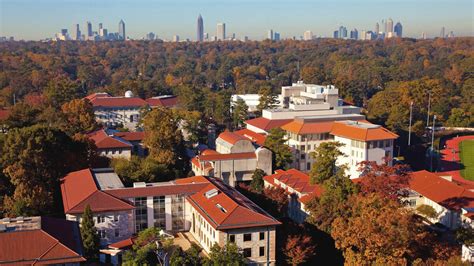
[[146, 95, 178, 108], [234, 128, 267, 146], [330, 120, 398, 141], [263, 169, 323, 203], [0, 216, 85, 265], [245, 117, 292, 131], [88, 129, 133, 149], [218, 131, 249, 145]]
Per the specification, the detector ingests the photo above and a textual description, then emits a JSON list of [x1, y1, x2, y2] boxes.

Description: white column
[[147, 196, 154, 228], [165, 196, 172, 231]]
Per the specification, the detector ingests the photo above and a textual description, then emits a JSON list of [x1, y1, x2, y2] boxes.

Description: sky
[[1, 0, 473, 40]]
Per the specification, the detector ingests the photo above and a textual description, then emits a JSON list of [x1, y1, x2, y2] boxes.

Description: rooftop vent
[[205, 188, 219, 199], [216, 204, 227, 213], [133, 182, 146, 188]]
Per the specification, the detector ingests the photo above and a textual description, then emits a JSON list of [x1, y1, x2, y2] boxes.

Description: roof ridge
[[63, 169, 98, 212], [40, 230, 82, 262]]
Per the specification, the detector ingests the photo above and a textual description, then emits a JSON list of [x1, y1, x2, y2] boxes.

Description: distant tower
[[74, 24, 81, 40], [303, 30, 313, 40], [118, 19, 126, 40], [274, 32, 280, 41], [375, 22, 379, 34], [350, 28, 358, 40], [387, 18, 394, 33], [440, 27, 446, 38], [267, 29, 274, 40], [394, 22, 403, 37], [197, 14, 204, 42], [86, 21, 93, 37], [217, 23, 226, 41]]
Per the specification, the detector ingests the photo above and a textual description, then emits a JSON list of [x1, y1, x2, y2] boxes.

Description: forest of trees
[[0, 38, 472, 131]]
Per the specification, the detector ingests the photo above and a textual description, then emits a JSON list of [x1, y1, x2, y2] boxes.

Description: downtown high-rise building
[[303, 30, 313, 41], [375, 22, 380, 34], [197, 14, 204, 42], [267, 29, 273, 40], [338, 26, 348, 39], [118, 19, 126, 40], [74, 24, 81, 40], [394, 22, 403, 37], [387, 18, 394, 33], [86, 21, 93, 38], [216, 23, 226, 41], [274, 32, 280, 41], [440, 27, 445, 38], [350, 28, 358, 40]]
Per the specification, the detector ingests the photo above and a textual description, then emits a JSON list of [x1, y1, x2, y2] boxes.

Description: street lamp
[[426, 92, 431, 127], [408, 101, 413, 146], [430, 115, 437, 172]]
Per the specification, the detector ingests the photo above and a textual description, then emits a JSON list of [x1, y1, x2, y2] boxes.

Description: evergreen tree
[[309, 142, 344, 184], [256, 87, 279, 114], [232, 99, 248, 129], [250, 168, 266, 193], [80, 205, 100, 261], [264, 128, 293, 170]]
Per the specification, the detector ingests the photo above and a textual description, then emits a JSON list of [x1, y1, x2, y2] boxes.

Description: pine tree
[[309, 142, 344, 184], [250, 168, 266, 193], [80, 204, 100, 261]]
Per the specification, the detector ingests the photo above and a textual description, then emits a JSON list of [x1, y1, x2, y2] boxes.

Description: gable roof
[[234, 129, 267, 146], [85, 92, 111, 101], [146, 96, 178, 108], [176, 176, 280, 230], [0, 217, 85, 265], [330, 121, 398, 141], [218, 131, 249, 145], [264, 169, 323, 201], [60, 169, 134, 214], [197, 152, 256, 162], [88, 130, 133, 149], [282, 121, 334, 135], [409, 170, 474, 210], [113, 131, 145, 142], [245, 117, 292, 132], [88, 96, 147, 108]]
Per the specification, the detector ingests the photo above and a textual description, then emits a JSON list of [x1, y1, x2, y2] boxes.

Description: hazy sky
[[1, 0, 473, 40]]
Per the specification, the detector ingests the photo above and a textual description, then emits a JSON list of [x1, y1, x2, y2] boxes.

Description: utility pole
[[408, 101, 413, 146], [430, 115, 437, 172], [426, 92, 431, 127]]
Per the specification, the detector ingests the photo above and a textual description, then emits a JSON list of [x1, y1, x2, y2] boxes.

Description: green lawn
[[460, 140, 474, 180]]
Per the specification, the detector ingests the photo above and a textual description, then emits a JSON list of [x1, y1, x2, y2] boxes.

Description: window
[[306, 162, 311, 170], [259, 246, 265, 257], [134, 197, 148, 232], [153, 196, 166, 228], [300, 145, 305, 152], [115, 229, 120, 237], [408, 199, 417, 207], [229, 234, 235, 243], [243, 248, 252, 258], [243, 233, 252, 242], [98, 229, 106, 239], [171, 195, 185, 231], [113, 215, 119, 222], [259, 232, 265, 240], [97, 215, 106, 224], [130, 115, 134, 122], [300, 154, 305, 160]]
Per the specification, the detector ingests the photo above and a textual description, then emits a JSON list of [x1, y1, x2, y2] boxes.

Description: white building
[[230, 94, 261, 113], [331, 120, 398, 178], [61, 168, 279, 265], [217, 23, 226, 41], [191, 131, 272, 186], [281, 114, 367, 171], [303, 30, 313, 41]]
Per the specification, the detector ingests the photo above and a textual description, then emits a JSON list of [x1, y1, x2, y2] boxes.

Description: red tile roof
[[282, 121, 334, 135], [409, 170, 474, 210], [113, 131, 145, 142], [88, 130, 133, 149], [198, 152, 256, 161], [89, 96, 147, 108], [108, 237, 134, 249], [264, 169, 323, 200], [245, 117, 292, 131], [85, 92, 111, 101], [0, 108, 11, 121], [218, 131, 249, 145], [330, 121, 398, 141], [146, 96, 178, 108], [234, 129, 267, 146], [0, 217, 85, 265], [60, 169, 134, 214], [176, 176, 280, 230]]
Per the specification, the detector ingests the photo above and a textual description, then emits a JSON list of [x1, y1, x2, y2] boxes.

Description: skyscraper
[[394, 22, 403, 37], [303, 30, 313, 41], [86, 21, 93, 38], [197, 14, 204, 42], [440, 27, 445, 38], [267, 29, 274, 40], [118, 19, 126, 40], [274, 32, 280, 41], [217, 23, 226, 41], [387, 18, 394, 33], [350, 28, 358, 40], [74, 24, 81, 41], [375, 22, 379, 34], [333, 30, 339, 39]]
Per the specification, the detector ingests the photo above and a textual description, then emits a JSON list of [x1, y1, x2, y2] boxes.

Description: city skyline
[[1, 0, 473, 41]]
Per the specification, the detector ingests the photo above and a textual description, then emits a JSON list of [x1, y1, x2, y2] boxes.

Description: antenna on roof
[[296, 61, 301, 81]]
